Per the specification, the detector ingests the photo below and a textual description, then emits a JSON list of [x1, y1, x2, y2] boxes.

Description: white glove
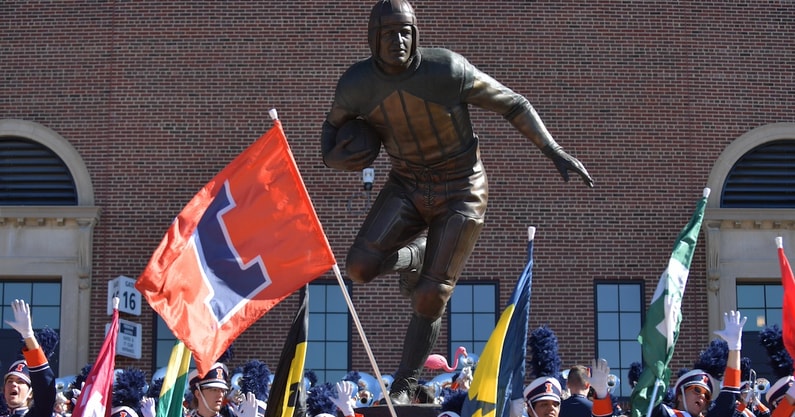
[[588, 358, 610, 399], [140, 397, 156, 417], [331, 381, 356, 417], [510, 398, 526, 417], [237, 392, 258, 417], [714, 310, 747, 351], [5, 299, 34, 339]]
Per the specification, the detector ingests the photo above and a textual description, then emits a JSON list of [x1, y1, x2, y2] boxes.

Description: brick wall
[[3, 0, 794, 384]]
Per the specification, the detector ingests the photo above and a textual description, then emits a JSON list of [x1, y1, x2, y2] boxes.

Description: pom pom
[[112, 367, 147, 417], [529, 325, 561, 378], [440, 388, 467, 413], [35, 327, 60, 359], [740, 357, 752, 381], [147, 378, 163, 399], [693, 339, 728, 380], [240, 360, 271, 402], [72, 364, 93, 391], [628, 362, 642, 388], [343, 370, 361, 384], [306, 382, 337, 417], [305, 370, 318, 388], [760, 325, 794, 379]]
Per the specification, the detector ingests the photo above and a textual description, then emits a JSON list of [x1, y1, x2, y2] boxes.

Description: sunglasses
[[686, 385, 712, 401]]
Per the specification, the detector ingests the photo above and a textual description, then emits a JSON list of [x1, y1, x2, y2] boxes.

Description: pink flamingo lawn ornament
[[425, 346, 468, 372]]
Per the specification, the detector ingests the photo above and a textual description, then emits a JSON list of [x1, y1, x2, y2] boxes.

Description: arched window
[[704, 123, 795, 384], [0, 119, 100, 376], [721, 140, 795, 208], [0, 137, 78, 205]]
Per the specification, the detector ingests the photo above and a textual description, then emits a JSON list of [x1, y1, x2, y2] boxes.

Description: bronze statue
[[321, 0, 594, 404]]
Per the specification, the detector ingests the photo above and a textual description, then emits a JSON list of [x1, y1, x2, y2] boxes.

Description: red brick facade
[[2, 0, 794, 385]]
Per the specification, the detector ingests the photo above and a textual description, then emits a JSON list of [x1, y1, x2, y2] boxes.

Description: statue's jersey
[[329, 47, 533, 166]]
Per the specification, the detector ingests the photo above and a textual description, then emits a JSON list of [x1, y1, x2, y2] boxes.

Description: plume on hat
[[628, 361, 643, 389], [36, 327, 60, 359], [693, 339, 728, 380], [146, 377, 164, 399], [306, 382, 336, 417], [528, 325, 561, 379], [112, 367, 147, 417], [305, 370, 318, 388], [740, 357, 752, 382], [760, 325, 794, 379], [71, 364, 93, 392], [440, 387, 467, 414], [240, 360, 271, 402]]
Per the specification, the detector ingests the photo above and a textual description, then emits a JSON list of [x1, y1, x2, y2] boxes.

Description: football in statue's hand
[[335, 119, 382, 170]]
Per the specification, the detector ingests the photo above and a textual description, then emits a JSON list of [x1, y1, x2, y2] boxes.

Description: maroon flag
[[777, 237, 795, 360], [72, 300, 120, 417]]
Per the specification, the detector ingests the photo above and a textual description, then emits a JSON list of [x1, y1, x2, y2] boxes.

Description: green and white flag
[[630, 188, 710, 417], [157, 341, 192, 417]]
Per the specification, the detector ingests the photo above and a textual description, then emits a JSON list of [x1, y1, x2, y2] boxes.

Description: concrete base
[[352, 404, 441, 417]]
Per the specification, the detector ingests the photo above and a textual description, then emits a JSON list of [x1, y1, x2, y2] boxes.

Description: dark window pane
[[34, 306, 60, 328], [766, 286, 783, 308], [326, 287, 348, 313], [598, 341, 620, 366], [597, 284, 617, 311], [450, 314, 473, 340], [618, 312, 641, 339], [450, 286, 473, 312], [620, 341, 641, 367], [326, 314, 348, 341], [4, 283, 31, 304], [737, 286, 764, 309], [619, 285, 641, 311], [743, 309, 767, 331], [472, 286, 495, 313], [766, 309, 782, 328], [33, 283, 61, 305], [309, 285, 327, 311], [597, 312, 619, 339]]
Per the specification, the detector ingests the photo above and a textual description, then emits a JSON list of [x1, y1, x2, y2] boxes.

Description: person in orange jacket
[[2, 299, 56, 417]]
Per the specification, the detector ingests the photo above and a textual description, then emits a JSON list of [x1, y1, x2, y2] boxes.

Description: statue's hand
[[321, 120, 380, 171], [541, 143, 594, 187], [324, 135, 379, 171]]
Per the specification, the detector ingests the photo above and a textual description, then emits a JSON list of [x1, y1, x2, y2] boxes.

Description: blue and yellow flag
[[461, 227, 535, 417], [157, 341, 192, 417], [264, 285, 309, 417]]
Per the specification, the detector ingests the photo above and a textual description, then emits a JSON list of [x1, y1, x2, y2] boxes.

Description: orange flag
[[136, 115, 336, 376], [777, 237, 795, 361]]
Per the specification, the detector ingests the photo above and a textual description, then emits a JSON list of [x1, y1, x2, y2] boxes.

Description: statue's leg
[[390, 211, 484, 404], [345, 180, 426, 284]]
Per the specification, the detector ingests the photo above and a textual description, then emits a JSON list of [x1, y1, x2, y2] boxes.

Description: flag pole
[[332, 264, 399, 417], [645, 379, 661, 417]]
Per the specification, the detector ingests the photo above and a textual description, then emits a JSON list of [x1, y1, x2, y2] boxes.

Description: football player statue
[[320, 0, 594, 405]]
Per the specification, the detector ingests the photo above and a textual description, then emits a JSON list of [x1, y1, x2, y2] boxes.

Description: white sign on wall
[[106, 319, 142, 360], [107, 275, 141, 316]]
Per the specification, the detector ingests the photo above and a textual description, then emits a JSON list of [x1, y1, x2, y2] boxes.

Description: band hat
[[111, 406, 139, 417], [673, 369, 719, 398], [189, 362, 229, 390], [5, 359, 31, 385], [766, 375, 795, 406], [523, 376, 562, 405]]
